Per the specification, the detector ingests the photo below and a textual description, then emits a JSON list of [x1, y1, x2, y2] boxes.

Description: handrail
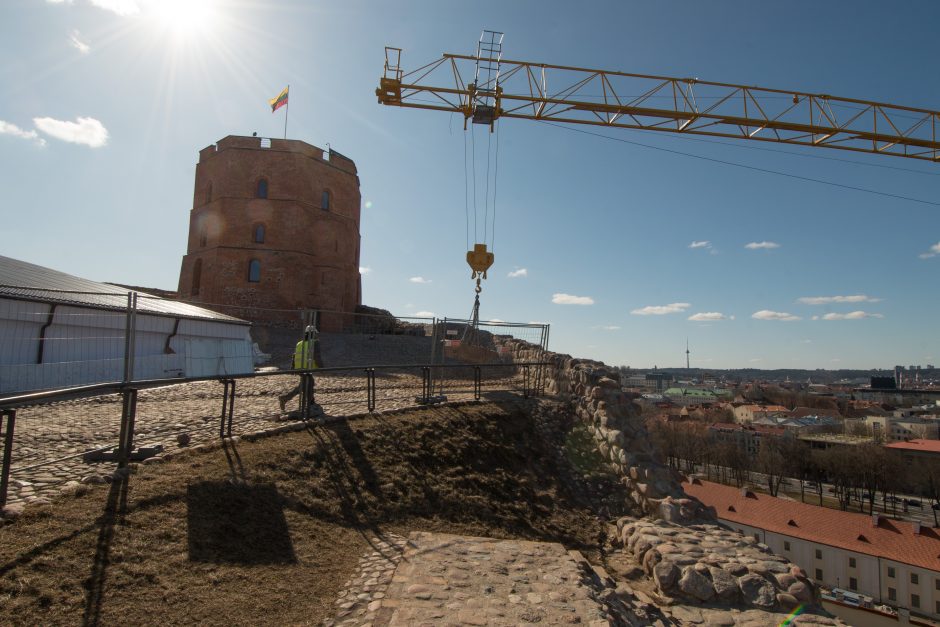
[[0, 361, 553, 410]]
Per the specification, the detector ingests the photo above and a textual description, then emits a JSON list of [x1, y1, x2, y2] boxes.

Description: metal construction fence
[[1, 290, 550, 393], [0, 290, 552, 508]]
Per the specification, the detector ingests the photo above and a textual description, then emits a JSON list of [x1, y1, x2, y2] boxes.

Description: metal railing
[[0, 361, 549, 508]]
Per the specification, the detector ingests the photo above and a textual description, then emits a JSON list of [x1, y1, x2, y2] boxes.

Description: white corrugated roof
[[0, 255, 247, 324]]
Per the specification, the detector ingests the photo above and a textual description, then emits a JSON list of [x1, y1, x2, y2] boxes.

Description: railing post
[[365, 368, 376, 412], [422, 366, 431, 404], [219, 379, 235, 437], [300, 373, 315, 420], [474, 366, 481, 400], [0, 409, 16, 508], [523, 364, 531, 399], [117, 389, 138, 468]]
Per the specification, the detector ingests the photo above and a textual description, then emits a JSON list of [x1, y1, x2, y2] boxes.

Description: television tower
[[686, 339, 690, 370]]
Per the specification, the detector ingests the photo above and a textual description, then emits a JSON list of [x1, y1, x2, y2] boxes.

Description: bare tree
[[756, 436, 786, 496], [913, 458, 940, 527], [855, 443, 884, 515], [780, 437, 812, 502]]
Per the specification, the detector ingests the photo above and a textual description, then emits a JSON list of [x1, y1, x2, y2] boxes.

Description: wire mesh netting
[[1, 292, 551, 508]]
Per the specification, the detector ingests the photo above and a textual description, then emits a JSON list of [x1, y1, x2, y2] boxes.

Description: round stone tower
[[177, 135, 362, 322]]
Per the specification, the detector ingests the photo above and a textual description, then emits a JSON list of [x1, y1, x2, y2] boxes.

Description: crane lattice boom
[[377, 47, 940, 162]]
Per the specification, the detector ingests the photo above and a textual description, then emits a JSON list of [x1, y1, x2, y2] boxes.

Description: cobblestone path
[[327, 531, 614, 626]]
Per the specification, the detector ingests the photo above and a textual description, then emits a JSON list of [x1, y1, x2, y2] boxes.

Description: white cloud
[[631, 302, 690, 316], [831, 358, 841, 363], [552, 293, 594, 306], [919, 242, 940, 259], [801, 339, 813, 344], [752, 310, 801, 321], [359, 266, 371, 275], [0, 120, 45, 146], [745, 241, 781, 250], [88, 0, 141, 16], [46, 0, 73, 4], [409, 276, 431, 284], [413, 311, 435, 318], [688, 312, 728, 322], [689, 240, 711, 249], [820, 311, 884, 321], [749, 358, 763, 363], [33, 116, 108, 147], [599, 325, 621, 331], [507, 268, 528, 278], [69, 30, 90, 54], [797, 294, 881, 305]]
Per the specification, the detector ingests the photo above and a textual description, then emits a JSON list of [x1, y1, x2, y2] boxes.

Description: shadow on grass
[[82, 474, 129, 627], [187, 480, 296, 565]]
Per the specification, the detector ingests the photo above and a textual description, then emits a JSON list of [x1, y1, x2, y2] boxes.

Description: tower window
[[321, 190, 330, 210], [253, 224, 265, 243], [256, 178, 268, 199], [206, 182, 212, 204], [199, 227, 207, 248], [192, 259, 202, 296], [248, 259, 261, 283]]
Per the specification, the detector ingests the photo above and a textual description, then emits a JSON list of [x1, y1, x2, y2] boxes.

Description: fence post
[[117, 389, 138, 468], [474, 366, 481, 400], [0, 410, 15, 508], [300, 373, 315, 420], [122, 292, 138, 384], [365, 368, 376, 412], [219, 379, 235, 437]]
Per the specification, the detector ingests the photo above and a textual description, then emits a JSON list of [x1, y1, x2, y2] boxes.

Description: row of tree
[[649, 420, 940, 525]]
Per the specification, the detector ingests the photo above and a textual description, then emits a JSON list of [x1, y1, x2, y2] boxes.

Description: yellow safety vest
[[293, 339, 318, 369]]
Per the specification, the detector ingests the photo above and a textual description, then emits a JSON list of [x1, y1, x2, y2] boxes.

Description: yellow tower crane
[[377, 36, 940, 314]]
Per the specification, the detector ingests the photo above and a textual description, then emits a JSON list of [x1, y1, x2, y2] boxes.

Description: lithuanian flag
[[269, 86, 289, 112]]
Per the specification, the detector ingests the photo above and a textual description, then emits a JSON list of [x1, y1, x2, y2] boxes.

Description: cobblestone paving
[[325, 534, 409, 627], [3, 373, 525, 507], [328, 531, 614, 627]]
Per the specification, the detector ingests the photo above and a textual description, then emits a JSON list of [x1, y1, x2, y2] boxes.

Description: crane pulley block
[[466, 243, 494, 281]]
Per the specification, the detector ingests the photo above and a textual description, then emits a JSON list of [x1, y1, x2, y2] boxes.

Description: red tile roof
[[885, 439, 940, 454], [683, 479, 940, 572]]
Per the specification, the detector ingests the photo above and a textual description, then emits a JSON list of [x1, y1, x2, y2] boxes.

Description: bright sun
[[149, 0, 217, 38]]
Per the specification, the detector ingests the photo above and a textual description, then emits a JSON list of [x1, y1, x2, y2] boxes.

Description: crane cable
[[465, 119, 501, 328]]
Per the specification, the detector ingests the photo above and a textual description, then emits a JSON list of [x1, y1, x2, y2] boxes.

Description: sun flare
[[148, 0, 217, 38]]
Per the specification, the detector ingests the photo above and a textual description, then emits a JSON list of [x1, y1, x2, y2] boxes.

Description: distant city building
[[871, 376, 897, 390], [884, 439, 940, 463], [733, 404, 789, 424], [862, 415, 940, 442], [663, 387, 722, 407]]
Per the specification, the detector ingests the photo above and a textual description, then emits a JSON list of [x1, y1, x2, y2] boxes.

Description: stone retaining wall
[[498, 338, 707, 523], [618, 518, 819, 613]]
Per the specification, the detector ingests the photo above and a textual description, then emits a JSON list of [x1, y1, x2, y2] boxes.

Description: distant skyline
[[2, 0, 939, 369]]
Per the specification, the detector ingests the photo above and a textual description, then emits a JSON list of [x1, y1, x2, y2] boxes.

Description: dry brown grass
[[0, 399, 624, 626]]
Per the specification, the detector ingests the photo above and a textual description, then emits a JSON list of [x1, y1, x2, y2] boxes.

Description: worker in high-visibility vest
[[279, 326, 323, 412]]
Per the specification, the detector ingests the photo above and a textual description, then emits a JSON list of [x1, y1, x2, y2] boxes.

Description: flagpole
[[283, 84, 290, 139]]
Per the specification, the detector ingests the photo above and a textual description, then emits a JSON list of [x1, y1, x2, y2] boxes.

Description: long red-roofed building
[[684, 478, 940, 620]]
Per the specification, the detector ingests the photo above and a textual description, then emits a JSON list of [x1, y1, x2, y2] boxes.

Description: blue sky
[[2, 0, 939, 370]]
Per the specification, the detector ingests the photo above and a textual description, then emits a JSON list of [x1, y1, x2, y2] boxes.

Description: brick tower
[[177, 136, 362, 322]]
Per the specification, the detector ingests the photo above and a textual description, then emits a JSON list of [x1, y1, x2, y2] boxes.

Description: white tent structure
[[0, 255, 254, 396]]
